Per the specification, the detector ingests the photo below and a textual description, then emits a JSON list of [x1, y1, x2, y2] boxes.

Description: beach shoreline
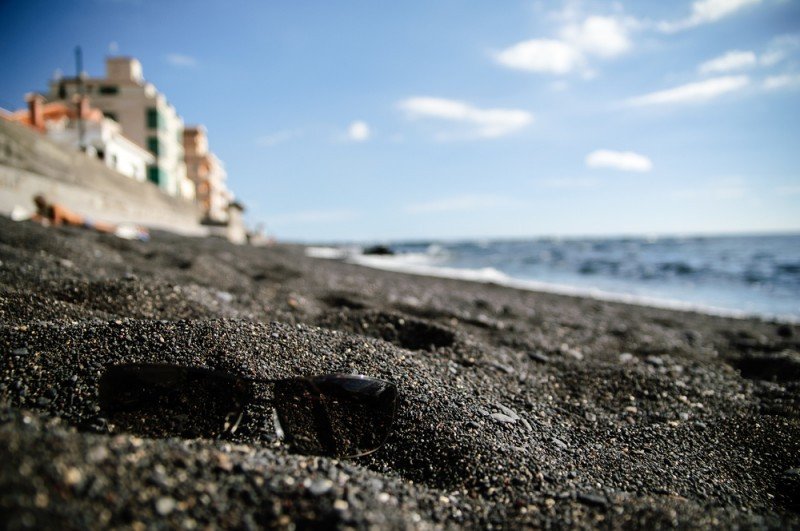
[[2, 216, 799, 528]]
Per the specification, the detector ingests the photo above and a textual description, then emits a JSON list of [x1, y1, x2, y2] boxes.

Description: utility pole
[[75, 46, 86, 152]]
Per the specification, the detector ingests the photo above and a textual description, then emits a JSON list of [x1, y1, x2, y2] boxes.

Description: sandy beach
[[1, 215, 799, 529]]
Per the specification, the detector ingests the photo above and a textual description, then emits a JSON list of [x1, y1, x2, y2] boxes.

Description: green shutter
[[99, 85, 119, 95], [147, 166, 165, 185], [147, 136, 160, 156], [147, 108, 158, 129]]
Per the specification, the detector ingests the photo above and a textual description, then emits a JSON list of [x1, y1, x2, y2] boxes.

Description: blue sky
[[2, 0, 799, 242]]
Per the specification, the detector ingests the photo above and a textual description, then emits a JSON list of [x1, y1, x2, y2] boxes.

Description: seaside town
[[0, 53, 248, 244]]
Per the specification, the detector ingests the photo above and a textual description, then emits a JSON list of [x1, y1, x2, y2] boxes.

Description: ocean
[[308, 234, 800, 321]]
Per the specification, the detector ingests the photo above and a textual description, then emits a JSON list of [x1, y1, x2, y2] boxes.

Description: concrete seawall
[[0, 119, 206, 235]]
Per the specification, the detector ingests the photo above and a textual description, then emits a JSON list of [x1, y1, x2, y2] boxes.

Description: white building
[[49, 57, 194, 200], [7, 93, 153, 182]]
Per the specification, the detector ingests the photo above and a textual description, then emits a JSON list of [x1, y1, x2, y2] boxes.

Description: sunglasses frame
[[98, 363, 398, 458]]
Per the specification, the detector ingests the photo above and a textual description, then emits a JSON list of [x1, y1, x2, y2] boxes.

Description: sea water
[[310, 234, 800, 321]]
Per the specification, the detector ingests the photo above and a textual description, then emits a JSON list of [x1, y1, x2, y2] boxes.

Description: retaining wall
[[0, 119, 206, 235]]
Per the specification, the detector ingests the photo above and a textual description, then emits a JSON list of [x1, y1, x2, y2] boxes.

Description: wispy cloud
[[398, 97, 533, 139], [698, 50, 757, 74], [347, 121, 370, 142], [165, 53, 198, 67], [586, 150, 653, 172], [658, 0, 762, 33], [404, 194, 516, 214], [671, 177, 748, 200], [256, 129, 303, 147], [270, 209, 358, 226], [627, 76, 749, 106], [494, 14, 632, 75], [538, 177, 601, 189], [763, 73, 800, 91], [760, 34, 800, 66]]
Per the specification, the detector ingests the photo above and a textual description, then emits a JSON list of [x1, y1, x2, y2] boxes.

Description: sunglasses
[[98, 364, 398, 458]]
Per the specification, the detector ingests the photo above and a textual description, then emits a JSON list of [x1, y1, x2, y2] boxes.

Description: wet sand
[[1, 216, 799, 529]]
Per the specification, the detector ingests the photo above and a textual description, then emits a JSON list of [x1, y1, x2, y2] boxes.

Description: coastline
[[2, 216, 799, 528]]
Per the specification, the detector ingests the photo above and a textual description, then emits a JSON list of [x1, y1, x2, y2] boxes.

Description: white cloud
[[495, 39, 583, 74], [398, 97, 533, 139], [698, 50, 757, 74], [658, 0, 762, 33], [586, 150, 653, 172], [404, 194, 515, 214], [256, 129, 303, 147], [270, 209, 358, 226], [627, 76, 749, 106], [561, 16, 632, 59], [494, 15, 631, 75], [165, 53, 198, 67], [763, 74, 800, 90], [347, 121, 370, 142]]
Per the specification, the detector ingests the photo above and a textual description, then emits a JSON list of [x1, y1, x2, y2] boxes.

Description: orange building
[[183, 125, 233, 222]]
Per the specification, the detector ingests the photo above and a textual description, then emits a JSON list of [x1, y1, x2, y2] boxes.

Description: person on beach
[[31, 194, 149, 241]]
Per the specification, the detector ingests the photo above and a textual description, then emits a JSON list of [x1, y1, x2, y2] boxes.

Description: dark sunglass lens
[[273, 375, 397, 458], [99, 364, 252, 439]]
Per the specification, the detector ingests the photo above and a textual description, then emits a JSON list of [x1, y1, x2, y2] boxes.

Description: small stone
[[577, 493, 607, 507], [585, 412, 597, 422], [216, 291, 234, 303], [619, 353, 636, 363], [333, 499, 349, 511], [645, 356, 664, 366], [490, 361, 515, 374], [308, 478, 333, 496], [12, 347, 29, 356], [529, 351, 550, 363], [624, 406, 638, 414], [155, 497, 176, 516], [490, 413, 517, 424], [552, 437, 568, 449], [496, 404, 520, 420], [679, 412, 690, 421], [63, 467, 82, 486]]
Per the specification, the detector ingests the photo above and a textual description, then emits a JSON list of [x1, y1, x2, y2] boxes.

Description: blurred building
[[49, 57, 194, 200], [183, 126, 233, 222], [5, 93, 153, 181]]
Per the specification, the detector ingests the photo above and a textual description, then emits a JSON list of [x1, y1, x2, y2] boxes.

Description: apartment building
[[183, 126, 233, 222], [49, 57, 194, 199]]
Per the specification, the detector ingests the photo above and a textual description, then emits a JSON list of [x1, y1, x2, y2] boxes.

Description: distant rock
[[362, 245, 394, 256]]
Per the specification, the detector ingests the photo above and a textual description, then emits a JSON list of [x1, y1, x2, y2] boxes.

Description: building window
[[103, 111, 117, 122], [99, 85, 119, 95], [146, 108, 164, 130], [147, 166, 165, 185], [147, 136, 161, 156]]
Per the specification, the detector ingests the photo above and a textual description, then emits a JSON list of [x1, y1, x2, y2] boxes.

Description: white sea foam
[[305, 246, 350, 259], [305, 245, 799, 322]]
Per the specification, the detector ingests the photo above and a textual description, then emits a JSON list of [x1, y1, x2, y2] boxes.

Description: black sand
[[1, 216, 798, 529]]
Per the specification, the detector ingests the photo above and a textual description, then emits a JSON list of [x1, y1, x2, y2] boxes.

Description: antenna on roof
[[75, 46, 86, 152]]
